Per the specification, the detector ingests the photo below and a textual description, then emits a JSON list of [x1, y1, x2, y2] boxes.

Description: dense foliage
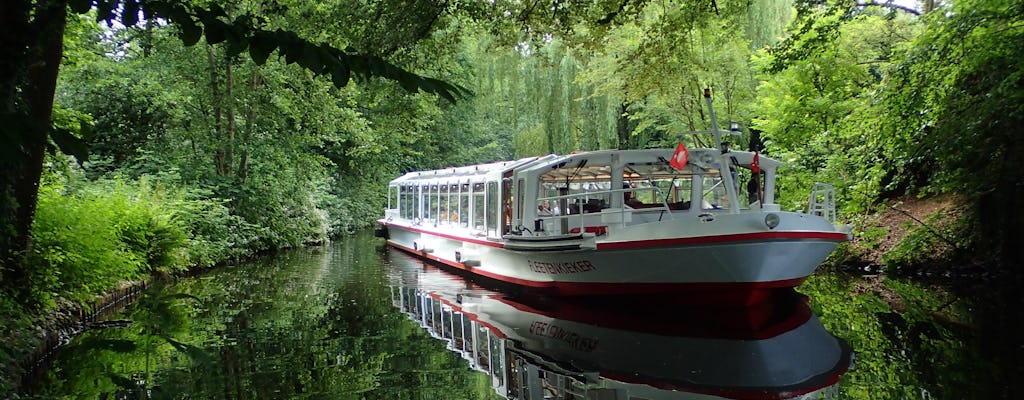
[[2, 0, 1023, 395]]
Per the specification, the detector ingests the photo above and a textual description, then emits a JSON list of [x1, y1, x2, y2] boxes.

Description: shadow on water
[[18, 230, 1019, 399]]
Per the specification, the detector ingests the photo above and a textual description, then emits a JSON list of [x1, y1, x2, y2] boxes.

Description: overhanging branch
[[855, 1, 921, 16]]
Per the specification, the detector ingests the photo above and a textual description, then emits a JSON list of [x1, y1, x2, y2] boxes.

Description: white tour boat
[[378, 91, 850, 305], [387, 257, 853, 399]]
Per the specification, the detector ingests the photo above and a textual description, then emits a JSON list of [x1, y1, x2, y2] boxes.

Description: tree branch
[[855, 1, 921, 16]]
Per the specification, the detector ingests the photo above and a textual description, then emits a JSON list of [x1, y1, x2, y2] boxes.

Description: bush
[[29, 185, 144, 305], [170, 188, 261, 267]]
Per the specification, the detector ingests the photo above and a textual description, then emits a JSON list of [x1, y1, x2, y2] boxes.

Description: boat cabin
[[385, 148, 777, 239]]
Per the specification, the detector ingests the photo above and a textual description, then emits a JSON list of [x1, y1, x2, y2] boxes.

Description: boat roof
[[388, 148, 779, 185], [389, 157, 540, 185]]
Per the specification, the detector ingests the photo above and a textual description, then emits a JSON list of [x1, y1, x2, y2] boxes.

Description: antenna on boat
[[699, 88, 743, 213], [701, 88, 741, 154], [686, 88, 741, 152]]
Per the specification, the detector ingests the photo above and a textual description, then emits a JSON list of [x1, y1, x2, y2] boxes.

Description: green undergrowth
[[0, 166, 386, 394], [0, 175, 256, 394], [832, 196, 980, 274], [882, 207, 974, 273]]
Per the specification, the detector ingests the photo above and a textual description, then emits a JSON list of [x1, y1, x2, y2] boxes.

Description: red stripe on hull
[[381, 222, 504, 248], [597, 231, 848, 250], [491, 292, 813, 340], [381, 221, 845, 251], [388, 240, 808, 306]]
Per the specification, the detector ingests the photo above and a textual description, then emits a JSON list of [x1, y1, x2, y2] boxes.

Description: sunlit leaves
[[65, 0, 467, 101]]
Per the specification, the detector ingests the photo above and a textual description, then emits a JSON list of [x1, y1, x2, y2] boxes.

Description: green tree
[[876, 0, 1024, 269], [1, 0, 464, 303]]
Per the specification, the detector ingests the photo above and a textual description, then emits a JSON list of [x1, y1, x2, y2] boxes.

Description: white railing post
[[808, 183, 837, 224]]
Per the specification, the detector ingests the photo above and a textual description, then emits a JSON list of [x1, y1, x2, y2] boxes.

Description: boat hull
[[380, 218, 845, 305]]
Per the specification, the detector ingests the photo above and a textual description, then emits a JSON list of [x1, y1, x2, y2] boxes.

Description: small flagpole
[[759, 173, 764, 209]]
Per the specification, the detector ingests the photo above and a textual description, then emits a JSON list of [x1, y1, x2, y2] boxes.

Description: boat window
[[539, 164, 613, 214], [400, 186, 410, 219], [501, 178, 513, 234], [623, 174, 694, 210], [476, 324, 490, 370], [674, 177, 694, 210], [397, 186, 404, 218], [462, 313, 474, 353], [489, 331, 505, 388], [449, 185, 459, 224], [439, 185, 450, 224], [459, 184, 470, 227], [426, 185, 434, 223], [413, 185, 421, 220], [516, 178, 524, 222], [487, 182, 499, 237], [472, 182, 486, 231], [702, 173, 730, 210]]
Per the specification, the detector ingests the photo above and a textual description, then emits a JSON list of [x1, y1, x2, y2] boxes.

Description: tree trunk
[[207, 45, 227, 176], [616, 101, 631, 150], [0, 0, 67, 300], [224, 57, 235, 176], [238, 69, 263, 183]]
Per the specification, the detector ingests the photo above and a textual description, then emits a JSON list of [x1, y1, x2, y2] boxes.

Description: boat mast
[[702, 89, 741, 213]]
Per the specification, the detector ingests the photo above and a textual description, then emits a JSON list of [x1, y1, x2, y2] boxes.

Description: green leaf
[[206, 4, 228, 19], [69, 0, 93, 14], [177, 17, 202, 46], [299, 43, 323, 73], [95, 0, 115, 23], [331, 61, 351, 88], [163, 337, 212, 364], [248, 31, 277, 65], [76, 337, 137, 353], [224, 27, 248, 58], [203, 18, 227, 45], [122, 0, 139, 27], [50, 127, 90, 163]]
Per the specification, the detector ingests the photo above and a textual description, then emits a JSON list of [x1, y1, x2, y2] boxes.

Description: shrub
[[26, 177, 192, 305]]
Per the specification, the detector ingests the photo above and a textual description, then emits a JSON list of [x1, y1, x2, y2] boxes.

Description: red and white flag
[[751, 151, 760, 173], [669, 142, 689, 170]]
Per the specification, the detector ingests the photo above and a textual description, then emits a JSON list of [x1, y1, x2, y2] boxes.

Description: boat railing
[[808, 183, 837, 224], [536, 187, 673, 233]]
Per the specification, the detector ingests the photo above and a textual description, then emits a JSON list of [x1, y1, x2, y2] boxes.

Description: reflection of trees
[[26, 231, 499, 399], [24, 291, 204, 398], [802, 274, 1007, 399]]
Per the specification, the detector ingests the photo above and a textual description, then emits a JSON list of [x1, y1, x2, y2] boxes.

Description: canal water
[[20, 230, 1015, 399]]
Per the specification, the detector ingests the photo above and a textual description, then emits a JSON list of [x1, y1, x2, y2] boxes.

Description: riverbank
[[0, 242, 305, 397], [0, 195, 1006, 397], [831, 194, 988, 276]]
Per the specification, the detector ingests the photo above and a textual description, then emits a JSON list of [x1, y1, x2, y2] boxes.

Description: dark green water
[[20, 230, 1015, 399]]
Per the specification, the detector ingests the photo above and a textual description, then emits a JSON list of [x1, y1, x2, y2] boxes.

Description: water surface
[[21, 230, 1012, 399]]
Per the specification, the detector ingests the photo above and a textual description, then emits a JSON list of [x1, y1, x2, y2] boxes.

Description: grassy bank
[[0, 171, 364, 395]]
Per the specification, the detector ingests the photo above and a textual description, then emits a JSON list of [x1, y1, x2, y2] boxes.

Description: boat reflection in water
[[386, 254, 853, 400]]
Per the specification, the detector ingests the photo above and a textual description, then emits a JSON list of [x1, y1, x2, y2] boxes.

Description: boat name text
[[528, 321, 597, 352], [527, 260, 596, 274]]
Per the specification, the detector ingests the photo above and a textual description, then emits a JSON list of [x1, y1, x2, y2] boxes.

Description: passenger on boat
[[623, 191, 644, 208], [538, 201, 552, 215], [538, 200, 561, 216]]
